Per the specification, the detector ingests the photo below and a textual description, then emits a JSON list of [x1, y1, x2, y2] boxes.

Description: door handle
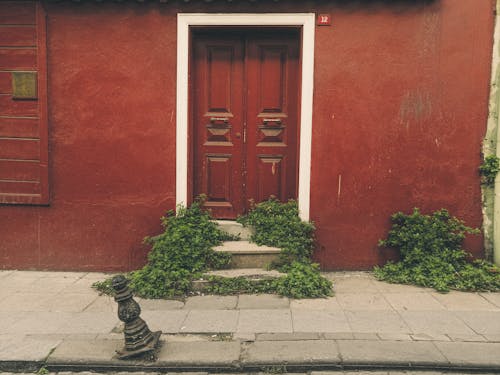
[[235, 132, 241, 138], [210, 117, 229, 123], [263, 118, 282, 125]]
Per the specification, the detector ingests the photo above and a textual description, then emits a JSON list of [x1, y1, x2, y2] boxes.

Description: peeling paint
[[483, 0, 500, 265]]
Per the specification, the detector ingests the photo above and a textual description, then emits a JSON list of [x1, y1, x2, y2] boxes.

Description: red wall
[[0, 0, 494, 271]]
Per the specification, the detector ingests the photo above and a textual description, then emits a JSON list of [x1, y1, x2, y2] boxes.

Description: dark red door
[[192, 29, 300, 219]]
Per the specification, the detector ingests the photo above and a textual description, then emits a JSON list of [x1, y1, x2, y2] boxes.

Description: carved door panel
[[192, 30, 299, 219]]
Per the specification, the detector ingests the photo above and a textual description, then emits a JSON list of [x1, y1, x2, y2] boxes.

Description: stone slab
[[256, 333, 321, 341], [383, 292, 445, 311], [434, 341, 500, 367], [156, 341, 241, 366], [290, 297, 342, 310], [400, 311, 475, 335], [214, 241, 281, 254], [336, 293, 393, 310], [181, 310, 238, 333], [292, 310, 350, 333], [337, 340, 448, 366], [431, 292, 499, 311], [237, 309, 292, 333], [345, 311, 410, 333], [184, 296, 237, 310], [237, 294, 289, 309], [242, 340, 340, 365], [141, 310, 189, 333], [0, 335, 62, 361], [47, 339, 121, 364], [453, 311, 500, 334], [137, 298, 184, 310]]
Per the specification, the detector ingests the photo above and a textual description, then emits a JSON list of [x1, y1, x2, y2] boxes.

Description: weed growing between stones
[[375, 208, 500, 292], [93, 197, 332, 299]]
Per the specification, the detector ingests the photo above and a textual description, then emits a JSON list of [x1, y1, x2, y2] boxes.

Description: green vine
[[375, 208, 500, 292], [479, 155, 500, 186], [93, 198, 332, 299]]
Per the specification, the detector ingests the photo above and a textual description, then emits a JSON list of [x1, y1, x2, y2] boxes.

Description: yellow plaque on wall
[[12, 71, 37, 100]]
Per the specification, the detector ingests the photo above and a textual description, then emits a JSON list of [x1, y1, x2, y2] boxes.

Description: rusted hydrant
[[112, 275, 161, 359]]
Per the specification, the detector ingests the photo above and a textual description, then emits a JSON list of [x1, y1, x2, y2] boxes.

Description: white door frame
[[176, 13, 315, 220]]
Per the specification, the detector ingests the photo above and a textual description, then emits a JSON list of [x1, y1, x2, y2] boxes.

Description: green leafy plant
[[93, 197, 231, 298], [94, 198, 333, 299], [273, 261, 333, 298], [479, 154, 500, 186], [375, 208, 500, 292], [238, 198, 315, 265]]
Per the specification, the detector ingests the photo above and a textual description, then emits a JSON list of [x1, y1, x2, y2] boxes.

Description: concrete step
[[215, 220, 253, 240], [192, 268, 285, 291], [214, 240, 281, 268]]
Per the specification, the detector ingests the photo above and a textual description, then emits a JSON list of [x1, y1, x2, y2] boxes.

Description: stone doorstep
[[213, 241, 281, 269], [214, 220, 254, 241], [192, 268, 285, 292]]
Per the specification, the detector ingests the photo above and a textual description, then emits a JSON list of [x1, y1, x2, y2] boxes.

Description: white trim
[[176, 13, 315, 221]]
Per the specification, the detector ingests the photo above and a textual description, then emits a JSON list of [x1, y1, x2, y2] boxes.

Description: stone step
[[192, 268, 285, 292], [214, 241, 281, 268], [215, 220, 254, 240]]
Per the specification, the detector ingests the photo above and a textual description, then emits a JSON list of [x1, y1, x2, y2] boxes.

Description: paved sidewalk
[[1, 270, 500, 373]]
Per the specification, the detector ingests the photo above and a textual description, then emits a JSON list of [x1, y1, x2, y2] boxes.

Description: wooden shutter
[[0, 1, 48, 205]]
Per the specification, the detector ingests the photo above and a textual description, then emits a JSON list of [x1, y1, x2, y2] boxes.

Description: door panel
[[193, 35, 244, 218], [192, 30, 299, 218], [246, 33, 300, 205]]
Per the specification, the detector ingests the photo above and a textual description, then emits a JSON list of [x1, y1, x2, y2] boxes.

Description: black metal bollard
[[112, 275, 161, 359]]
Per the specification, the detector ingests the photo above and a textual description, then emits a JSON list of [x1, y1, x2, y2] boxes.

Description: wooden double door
[[192, 29, 300, 219]]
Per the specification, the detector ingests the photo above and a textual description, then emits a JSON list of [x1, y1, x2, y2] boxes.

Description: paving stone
[[337, 339, 447, 365], [400, 311, 476, 335], [47, 338, 121, 364], [447, 333, 487, 342], [22, 277, 80, 294], [292, 310, 350, 333], [431, 292, 499, 311], [184, 295, 237, 310], [345, 311, 410, 333], [237, 309, 292, 333], [83, 295, 117, 313], [483, 334, 500, 342], [141, 310, 189, 333], [156, 341, 240, 366], [44, 293, 99, 312], [237, 294, 289, 309], [58, 312, 118, 334], [410, 333, 450, 341], [6, 312, 73, 334], [331, 276, 379, 293], [376, 333, 412, 341], [137, 298, 185, 310], [383, 292, 445, 311], [372, 280, 433, 293], [256, 332, 321, 341], [453, 310, 500, 334], [233, 332, 256, 341], [480, 292, 500, 308], [322, 332, 354, 340], [0, 293, 59, 312], [352, 332, 378, 340], [434, 341, 500, 366], [290, 297, 342, 310], [337, 293, 393, 310], [161, 333, 211, 342], [313, 372, 389, 375], [0, 334, 62, 361], [242, 340, 340, 365], [181, 310, 238, 333]]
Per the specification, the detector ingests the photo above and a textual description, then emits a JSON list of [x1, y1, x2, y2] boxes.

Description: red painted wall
[[0, 0, 494, 270]]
